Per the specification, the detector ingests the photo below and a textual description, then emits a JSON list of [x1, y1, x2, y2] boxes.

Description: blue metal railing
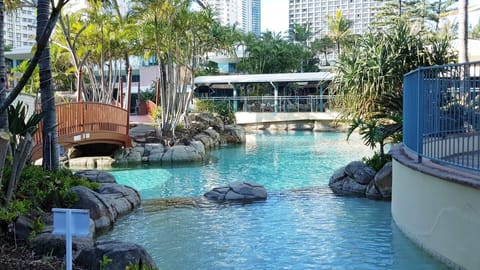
[[403, 61, 480, 171], [195, 95, 333, 113]]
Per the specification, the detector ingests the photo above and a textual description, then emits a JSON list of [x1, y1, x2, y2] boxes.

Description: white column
[[270, 82, 278, 112]]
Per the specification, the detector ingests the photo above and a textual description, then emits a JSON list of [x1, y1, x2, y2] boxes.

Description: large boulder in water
[[373, 162, 392, 199], [329, 161, 376, 197], [161, 142, 205, 163], [194, 128, 221, 150], [205, 181, 267, 201], [189, 113, 225, 132], [75, 240, 157, 270], [70, 186, 116, 232], [222, 125, 246, 144], [330, 161, 392, 201], [344, 161, 376, 185], [70, 183, 141, 232]]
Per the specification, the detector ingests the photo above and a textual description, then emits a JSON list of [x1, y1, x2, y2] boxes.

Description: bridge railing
[[34, 102, 129, 147], [196, 95, 334, 113], [403, 61, 480, 172]]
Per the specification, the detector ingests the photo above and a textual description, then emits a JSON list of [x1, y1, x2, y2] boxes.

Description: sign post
[[52, 208, 90, 270]]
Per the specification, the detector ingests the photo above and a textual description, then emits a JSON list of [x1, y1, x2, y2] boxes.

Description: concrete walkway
[[130, 114, 154, 125]]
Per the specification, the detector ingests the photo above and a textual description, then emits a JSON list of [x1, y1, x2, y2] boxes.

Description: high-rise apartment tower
[[4, 7, 36, 48], [288, 0, 383, 38], [205, 0, 261, 36]]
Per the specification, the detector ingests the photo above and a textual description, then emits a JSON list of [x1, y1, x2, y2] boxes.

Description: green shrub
[[2, 165, 99, 211], [0, 200, 31, 223], [194, 100, 235, 124], [29, 217, 45, 240], [151, 106, 162, 120], [139, 90, 155, 101], [99, 255, 112, 270], [125, 261, 157, 270], [194, 100, 216, 112], [362, 152, 391, 172]]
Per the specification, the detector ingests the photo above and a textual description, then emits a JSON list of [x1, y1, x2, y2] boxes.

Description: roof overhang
[[5, 46, 33, 60], [194, 72, 335, 85]]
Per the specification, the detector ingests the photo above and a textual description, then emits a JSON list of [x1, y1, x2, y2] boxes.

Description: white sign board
[[52, 208, 90, 270], [52, 208, 90, 237]]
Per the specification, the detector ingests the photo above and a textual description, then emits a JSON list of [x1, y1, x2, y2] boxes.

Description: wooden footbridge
[[31, 102, 132, 161]]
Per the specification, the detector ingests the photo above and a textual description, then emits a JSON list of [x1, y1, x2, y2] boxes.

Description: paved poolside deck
[[130, 114, 154, 125]]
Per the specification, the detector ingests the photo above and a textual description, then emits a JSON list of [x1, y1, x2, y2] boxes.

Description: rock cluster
[[114, 113, 246, 165], [16, 170, 157, 270], [204, 181, 267, 201], [328, 161, 392, 200]]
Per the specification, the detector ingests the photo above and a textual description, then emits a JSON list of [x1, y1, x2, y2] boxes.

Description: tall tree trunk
[[0, 0, 67, 113], [458, 0, 469, 63], [0, 0, 7, 192], [37, 0, 59, 171]]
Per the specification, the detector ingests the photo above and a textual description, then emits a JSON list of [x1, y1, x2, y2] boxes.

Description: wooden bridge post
[[119, 76, 123, 108], [126, 66, 132, 134], [155, 79, 160, 105]]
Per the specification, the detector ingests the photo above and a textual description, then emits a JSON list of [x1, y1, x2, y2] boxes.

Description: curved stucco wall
[[392, 147, 480, 270]]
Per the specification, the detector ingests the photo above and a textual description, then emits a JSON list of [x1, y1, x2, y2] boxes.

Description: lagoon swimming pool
[[101, 131, 447, 269]]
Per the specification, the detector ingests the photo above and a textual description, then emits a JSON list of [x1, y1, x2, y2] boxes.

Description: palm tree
[[326, 10, 353, 54], [333, 18, 456, 119], [37, 0, 59, 171], [0, 1, 68, 114], [292, 23, 312, 44], [471, 24, 480, 39], [0, 0, 8, 190], [0, 0, 67, 198], [133, 0, 238, 137], [292, 23, 313, 72], [458, 0, 468, 63], [311, 36, 334, 66]]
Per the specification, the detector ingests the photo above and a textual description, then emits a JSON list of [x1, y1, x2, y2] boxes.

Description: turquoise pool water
[[102, 131, 447, 270]]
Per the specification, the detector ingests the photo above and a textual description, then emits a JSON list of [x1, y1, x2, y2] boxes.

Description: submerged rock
[[205, 181, 267, 201], [75, 240, 157, 270]]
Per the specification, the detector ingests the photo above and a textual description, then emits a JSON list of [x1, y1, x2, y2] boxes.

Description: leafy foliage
[[470, 24, 480, 40], [326, 10, 353, 54], [139, 90, 155, 102], [194, 100, 235, 124], [1, 165, 99, 213], [7, 101, 43, 137], [0, 200, 31, 223], [125, 261, 156, 270], [99, 255, 112, 270], [7, 101, 43, 160], [347, 116, 402, 158], [362, 153, 392, 172], [237, 32, 305, 73], [151, 106, 162, 121], [333, 18, 456, 119], [10, 60, 40, 94], [197, 61, 221, 76]]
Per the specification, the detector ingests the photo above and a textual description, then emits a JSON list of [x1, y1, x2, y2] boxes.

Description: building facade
[[205, 0, 261, 36], [288, 0, 382, 38], [4, 7, 36, 48], [242, 0, 261, 36]]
